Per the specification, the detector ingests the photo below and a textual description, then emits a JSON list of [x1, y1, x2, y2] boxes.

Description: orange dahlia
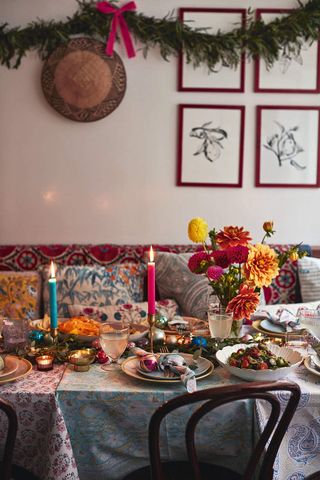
[[216, 226, 252, 250], [243, 243, 279, 288], [226, 284, 260, 320]]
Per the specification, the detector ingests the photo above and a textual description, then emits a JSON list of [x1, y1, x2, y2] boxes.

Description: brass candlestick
[[148, 314, 156, 353], [50, 327, 58, 339]]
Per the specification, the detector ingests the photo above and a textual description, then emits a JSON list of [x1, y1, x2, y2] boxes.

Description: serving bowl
[[216, 343, 303, 382]]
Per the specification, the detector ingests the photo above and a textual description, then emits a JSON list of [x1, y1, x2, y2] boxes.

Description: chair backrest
[[0, 397, 18, 480], [148, 381, 301, 480]]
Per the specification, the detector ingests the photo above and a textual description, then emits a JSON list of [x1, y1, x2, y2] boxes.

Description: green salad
[[228, 345, 290, 370]]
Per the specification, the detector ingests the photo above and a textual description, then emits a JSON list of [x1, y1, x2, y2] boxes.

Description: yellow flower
[[290, 251, 299, 262], [188, 218, 208, 244], [243, 243, 279, 288]]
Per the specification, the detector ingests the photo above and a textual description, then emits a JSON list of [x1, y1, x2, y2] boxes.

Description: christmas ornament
[[191, 336, 207, 348], [29, 330, 45, 343], [91, 338, 101, 350], [240, 334, 253, 343], [139, 354, 158, 372], [136, 337, 149, 349], [96, 350, 110, 364], [153, 327, 165, 344], [165, 333, 178, 345], [155, 314, 168, 329]]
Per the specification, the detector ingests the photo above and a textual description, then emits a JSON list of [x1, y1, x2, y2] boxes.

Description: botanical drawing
[[277, 44, 307, 74], [263, 121, 306, 170], [190, 122, 228, 162]]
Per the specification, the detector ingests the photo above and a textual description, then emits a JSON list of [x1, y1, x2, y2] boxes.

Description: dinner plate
[[0, 356, 19, 378], [167, 317, 210, 336], [304, 355, 320, 377], [136, 353, 212, 380], [260, 319, 286, 334], [0, 356, 32, 385], [121, 356, 214, 383], [311, 354, 320, 370]]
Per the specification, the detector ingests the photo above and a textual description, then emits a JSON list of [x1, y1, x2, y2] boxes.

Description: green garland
[[1, 0, 320, 69]]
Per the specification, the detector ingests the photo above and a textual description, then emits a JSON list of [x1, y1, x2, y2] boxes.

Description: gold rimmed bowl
[[68, 349, 96, 372]]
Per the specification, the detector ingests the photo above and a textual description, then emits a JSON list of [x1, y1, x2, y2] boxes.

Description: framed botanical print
[[256, 106, 320, 188], [178, 8, 246, 92], [254, 9, 320, 93], [177, 104, 245, 187]]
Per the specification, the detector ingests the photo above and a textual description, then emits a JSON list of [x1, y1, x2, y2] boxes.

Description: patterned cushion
[[297, 257, 320, 302], [155, 252, 213, 320], [41, 264, 146, 317], [68, 299, 179, 324], [0, 271, 41, 320], [263, 244, 311, 305]]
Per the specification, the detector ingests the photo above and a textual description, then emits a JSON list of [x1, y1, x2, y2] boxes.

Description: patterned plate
[[136, 353, 212, 380], [121, 356, 214, 384], [0, 356, 32, 385], [0, 356, 19, 378], [304, 355, 320, 377]]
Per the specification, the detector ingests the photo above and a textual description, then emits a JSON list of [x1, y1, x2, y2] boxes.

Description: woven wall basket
[[41, 37, 127, 122]]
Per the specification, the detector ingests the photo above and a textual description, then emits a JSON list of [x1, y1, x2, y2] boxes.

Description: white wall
[[1, 0, 320, 245]]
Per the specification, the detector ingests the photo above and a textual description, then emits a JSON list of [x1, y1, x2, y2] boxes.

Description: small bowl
[[68, 349, 96, 372]]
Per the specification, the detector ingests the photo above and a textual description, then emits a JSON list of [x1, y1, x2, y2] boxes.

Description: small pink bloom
[[207, 265, 224, 282]]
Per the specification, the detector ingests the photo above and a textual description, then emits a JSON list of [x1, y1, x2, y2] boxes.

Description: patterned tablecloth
[[255, 364, 320, 480], [56, 364, 254, 480], [0, 365, 79, 480], [1, 359, 320, 480]]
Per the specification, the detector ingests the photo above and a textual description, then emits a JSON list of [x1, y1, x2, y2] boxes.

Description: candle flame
[[50, 261, 56, 278], [149, 246, 154, 262]]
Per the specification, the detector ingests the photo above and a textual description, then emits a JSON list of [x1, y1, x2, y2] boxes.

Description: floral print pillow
[[0, 271, 42, 320], [41, 264, 146, 317], [68, 299, 179, 325]]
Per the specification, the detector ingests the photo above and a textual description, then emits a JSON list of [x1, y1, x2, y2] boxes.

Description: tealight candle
[[35, 355, 54, 371]]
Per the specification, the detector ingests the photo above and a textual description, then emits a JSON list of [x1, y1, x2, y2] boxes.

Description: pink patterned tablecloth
[[0, 364, 79, 480]]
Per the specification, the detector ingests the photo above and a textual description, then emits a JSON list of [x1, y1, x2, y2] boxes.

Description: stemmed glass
[[99, 322, 129, 371]]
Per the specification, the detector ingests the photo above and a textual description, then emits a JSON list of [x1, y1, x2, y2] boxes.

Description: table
[[0, 365, 79, 480], [1, 359, 320, 480]]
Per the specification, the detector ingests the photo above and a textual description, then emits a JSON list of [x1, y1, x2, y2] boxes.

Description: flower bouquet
[[187, 218, 306, 335]]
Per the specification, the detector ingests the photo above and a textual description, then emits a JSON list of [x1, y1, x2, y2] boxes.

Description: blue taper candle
[[49, 261, 58, 330]]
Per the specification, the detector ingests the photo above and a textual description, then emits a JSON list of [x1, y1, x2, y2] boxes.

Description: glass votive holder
[[35, 355, 54, 371]]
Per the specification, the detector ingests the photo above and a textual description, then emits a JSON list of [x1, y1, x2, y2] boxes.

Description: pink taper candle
[[148, 246, 156, 315]]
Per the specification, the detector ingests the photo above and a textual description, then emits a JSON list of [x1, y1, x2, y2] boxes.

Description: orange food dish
[[59, 316, 100, 337]]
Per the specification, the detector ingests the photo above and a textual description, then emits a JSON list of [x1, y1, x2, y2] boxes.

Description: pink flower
[[188, 251, 210, 274], [207, 265, 224, 282], [211, 250, 230, 269], [227, 246, 249, 264]]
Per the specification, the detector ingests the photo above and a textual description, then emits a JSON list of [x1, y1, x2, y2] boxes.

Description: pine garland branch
[[1, 0, 320, 69]]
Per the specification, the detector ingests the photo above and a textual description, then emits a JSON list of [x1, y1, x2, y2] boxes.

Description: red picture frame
[[178, 8, 246, 93], [254, 9, 320, 94], [177, 104, 245, 188], [255, 105, 320, 188]]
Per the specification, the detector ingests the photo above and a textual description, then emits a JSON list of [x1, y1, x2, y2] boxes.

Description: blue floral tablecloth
[[56, 364, 254, 480]]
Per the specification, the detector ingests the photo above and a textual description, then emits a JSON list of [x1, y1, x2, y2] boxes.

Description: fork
[[160, 346, 169, 353]]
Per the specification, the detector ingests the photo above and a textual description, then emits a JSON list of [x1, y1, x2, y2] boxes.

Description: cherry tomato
[[241, 358, 250, 369], [258, 362, 268, 370]]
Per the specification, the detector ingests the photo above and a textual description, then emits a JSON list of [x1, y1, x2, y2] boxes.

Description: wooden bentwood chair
[[0, 398, 39, 480], [124, 381, 301, 480]]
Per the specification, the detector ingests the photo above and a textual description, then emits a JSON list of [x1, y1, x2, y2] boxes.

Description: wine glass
[[99, 322, 129, 371]]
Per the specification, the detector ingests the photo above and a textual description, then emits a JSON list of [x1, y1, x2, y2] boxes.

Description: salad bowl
[[216, 343, 303, 382]]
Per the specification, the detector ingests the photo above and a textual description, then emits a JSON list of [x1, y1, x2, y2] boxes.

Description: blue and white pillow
[[41, 263, 146, 317]]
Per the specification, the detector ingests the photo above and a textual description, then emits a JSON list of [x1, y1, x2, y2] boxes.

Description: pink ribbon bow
[[96, 1, 136, 58]]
